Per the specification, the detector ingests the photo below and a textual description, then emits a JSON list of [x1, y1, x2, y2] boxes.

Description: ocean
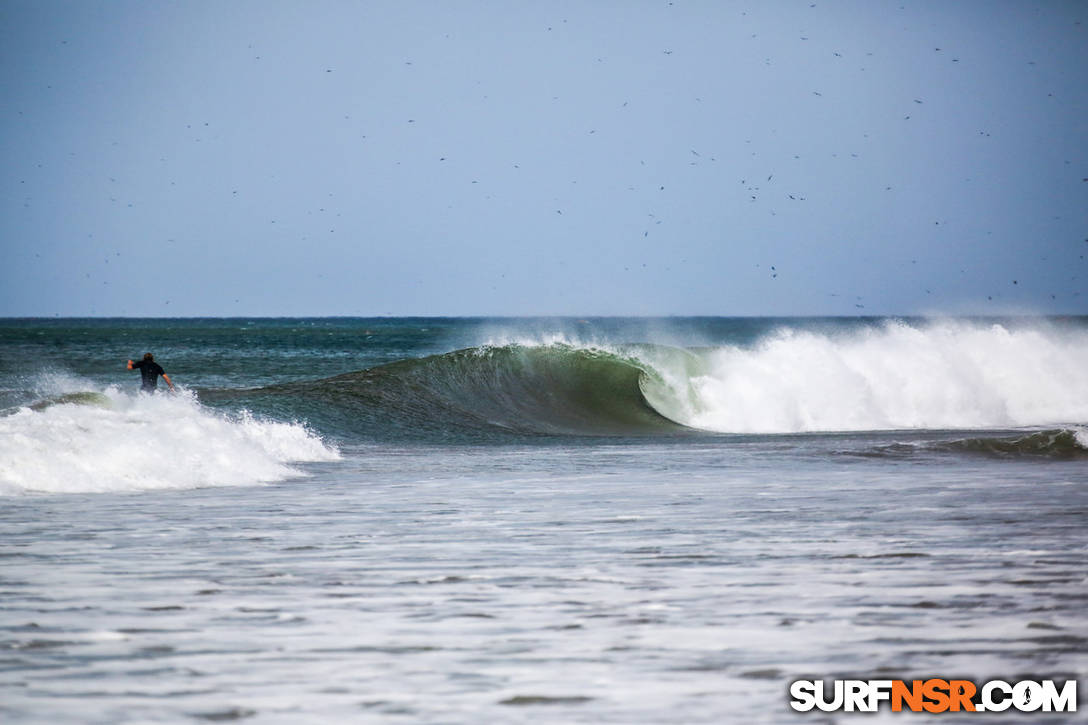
[[1, 316, 1086, 723]]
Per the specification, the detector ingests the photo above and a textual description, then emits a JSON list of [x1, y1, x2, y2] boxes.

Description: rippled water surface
[[3, 442, 1086, 723], [2, 318, 1086, 722]]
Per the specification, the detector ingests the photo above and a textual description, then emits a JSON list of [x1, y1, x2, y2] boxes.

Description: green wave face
[[629, 343, 710, 427], [27, 391, 113, 412], [275, 343, 693, 440], [200, 322, 1088, 445]]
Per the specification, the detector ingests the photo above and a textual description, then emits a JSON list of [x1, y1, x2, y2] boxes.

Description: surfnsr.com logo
[[789, 679, 1078, 713]]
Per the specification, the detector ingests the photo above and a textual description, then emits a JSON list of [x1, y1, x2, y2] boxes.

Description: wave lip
[[0, 384, 339, 495]]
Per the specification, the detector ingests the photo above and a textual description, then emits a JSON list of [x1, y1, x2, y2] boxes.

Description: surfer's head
[[143, 353, 154, 362]]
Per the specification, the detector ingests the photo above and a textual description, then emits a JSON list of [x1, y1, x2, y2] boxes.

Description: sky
[[1, 0, 1086, 317]]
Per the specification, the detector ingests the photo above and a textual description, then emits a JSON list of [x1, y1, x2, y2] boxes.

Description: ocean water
[[1, 316, 1086, 723]]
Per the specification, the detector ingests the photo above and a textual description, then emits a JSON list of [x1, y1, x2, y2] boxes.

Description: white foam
[[642, 320, 1088, 434], [0, 381, 340, 495]]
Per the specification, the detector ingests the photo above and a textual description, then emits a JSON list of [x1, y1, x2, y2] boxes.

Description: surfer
[[127, 353, 175, 393]]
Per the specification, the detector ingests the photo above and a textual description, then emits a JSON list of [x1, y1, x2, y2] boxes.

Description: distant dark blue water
[[1, 317, 1086, 722]]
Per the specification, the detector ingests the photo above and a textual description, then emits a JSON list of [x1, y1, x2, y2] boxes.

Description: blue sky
[[2, 0, 1086, 316]]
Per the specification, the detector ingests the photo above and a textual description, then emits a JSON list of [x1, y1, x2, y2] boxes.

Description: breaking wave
[[258, 319, 1088, 441], [668, 319, 1088, 433], [0, 377, 339, 495], [7, 319, 1083, 494]]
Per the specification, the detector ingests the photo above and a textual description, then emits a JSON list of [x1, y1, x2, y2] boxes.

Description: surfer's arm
[[162, 373, 175, 391], [126, 359, 134, 370]]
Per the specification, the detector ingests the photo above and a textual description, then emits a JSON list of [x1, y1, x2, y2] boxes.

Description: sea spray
[[0, 382, 339, 495], [670, 320, 1088, 433], [438, 320, 1088, 436]]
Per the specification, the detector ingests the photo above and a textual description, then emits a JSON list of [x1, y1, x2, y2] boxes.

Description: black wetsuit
[[132, 359, 166, 391]]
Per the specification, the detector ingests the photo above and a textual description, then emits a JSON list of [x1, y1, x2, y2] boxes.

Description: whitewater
[[636, 319, 1088, 433], [0, 380, 338, 495], [1, 316, 1086, 724]]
